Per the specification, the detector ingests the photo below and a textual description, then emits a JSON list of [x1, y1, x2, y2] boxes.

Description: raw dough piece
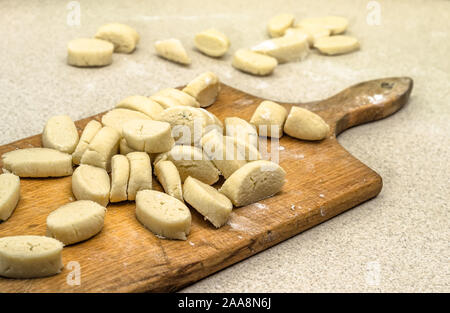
[[183, 176, 232, 228], [314, 35, 360, 55], [294, 25, 331, 45], [136, 190, 191, 240], [155, 39, 191, 65], [297, 16, 349, 35], [182, 72, 221, 108], [109, 154, 130, 202], [153, 88, 200, 107], [42, 115, 79, 154], [150, 94, 183, 109], [127, 152, 152, 201], [46, 200, 106, 245], [72, 120, 102, 165], [80, 126, 120, 172], [0, 173, 20, 221], [194, 29, 230, 57], [123, 119, 174, 153], [119, 138, 136, 155], [72, 164, 110, 206], [225, 117, 258, 147], [252, 35, 309, 63], [67, 38, 114, 67], [2, 148, 73, 178], [0, 235, 63, 278], [220, 160, 286, 207], [116, 96, 164, 119], [250, 101, 288, 138], [101, 108, 151, 136], [232, 49, 278, 76], [267, 13, 295, 37], [233, 137, 262, 161], [284, 28, 313, 46], [95, 23, 140, 53], [199, 108, 223, 134], [284, 106, 330, 140], [154, 160, 183, 202]]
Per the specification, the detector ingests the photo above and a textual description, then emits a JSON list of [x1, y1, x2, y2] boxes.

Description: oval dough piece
[[154, 160, 183, 202], [153, 88, 200, 107], [0, 173, 20, 222], [252, 35, 309, 63], [72, 164, 110, 206], [268, 13, 295, 37], [0, 235, 63, 278], [72, 120, 102, 165], [67, 38, 114, 67], [123, 119, 174, 154], [95, 23, 140, 53], [127, 152, 152, 201], [284, 106, 330, 140], [182, 72, 221, 108], [46, 200, 106, 245], [225, 117, 258, 147], [232, 49, 278, 76], [194, 29, 230, 57], [183, 176, 232, 228], [150, 94, 183, 109], [116, 96, 164, 119], [101, 108, 152, 136], [220, 160, 286, 207], [42, 115, 79, 154], [297, 16, 349, 35], [284, 28, 313, 46], [155, 39, 191, 65], [80, 126, 120, 172], [136, 190, 191, 240], [110, 154, 130, 202], [2, 148, 73, 178], [250, 100, 288, 138], [314, 35, 360, 55]]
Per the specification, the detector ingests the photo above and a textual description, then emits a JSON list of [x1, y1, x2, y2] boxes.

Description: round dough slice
[[0, 235, 63, 278], [219, 160, 286, 207], [67, 38, 114, 67], [252, 35, 309, 64], [284, 106, 330, 140], [116, 96, 164, 119], [136, 190, 191, 240], [297, 16, 349, 35], [225, 117, 258, 147], [232, 49, 278, 76], [183, 176, 232, 228], [123, 119, 174, 154], [72, 164, 110, 206], [250, 100, 288, 138], [154, 160, 183, 202], [110, 154, 130, 202], [314, 35, 360, 55], [182, 72, 221, 108], [127, 152, 152, 201], [2, 148, 73, 178], [153, 88, 200, 108], [194, 29, 230, 57], [0, 173, 20, 222], [155, 39, 191, 65], [268, 13, 295, 37], [101, 108, 152, 136], [95, 23, 140, 53], [80, 126, 120, 172], [42, 115, 79, 154], [72, 120, 102, 165], [46, 200, 106, 245]]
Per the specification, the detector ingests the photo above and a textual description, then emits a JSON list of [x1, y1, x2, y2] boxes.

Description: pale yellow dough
[[153, 88, 200, 107], [0, 173, 20, 222], [154, 160, 183, 202], [150, 94, 183, 109], [252, 35, 309, 63], [95, 23, 140, 53], [67, 38, 114, 67], [314, 35, 360, 55], [267, 13, 295, 37], [123, 119, 174, 153], [286, 26, 330, 46], [119, 138, 136, 155], [109, 154, 130, 202], [101, 108, 151, 136], [116, 96, 164, 119], [42, 115, 79, 154], [80, 126, 120, 172], [297, 16, 349, 35], [182, 72, 221, 108], [127, 152, 152, 201], [72, 164, 110, 207], [155, 39, 191, 65], [284, 106, 330, 140], [232, 49, 278, 76], [72, 120, 102, 165], [194, 29, 230, 57], [250, 101, 288, 138], [224, 117, 258, 148]]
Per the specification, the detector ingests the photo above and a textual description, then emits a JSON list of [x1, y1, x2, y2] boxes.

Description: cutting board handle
[[307, 77, 413, 136]]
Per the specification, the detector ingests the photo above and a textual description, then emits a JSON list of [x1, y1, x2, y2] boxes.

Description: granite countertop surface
[[0, 0, 448, 292]]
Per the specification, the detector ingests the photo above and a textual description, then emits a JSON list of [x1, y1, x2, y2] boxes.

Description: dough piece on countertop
[[284, 106, 330, 140], [72, 120, 102, 165], [155, 39, 191, 65], [284, 28, 313, 46], [182, 72, 221, 108], [194, 29, 230, 57], [72, 164, 110, 206], [0, 235, 63, 278], [46, 200, 106, 245], [154, 160, 183, 202], [232, 49, 278, 76], [2, 148, 73, 178], [224, 117, 258, 147], [116, 96, 164, 119], [150, 94, 183, 109], [109, 154, 130, 202], [67, 38, 114, 67], [183, 176, 232, 228], [220, 160, 286, 207], [268, 13, 295, 37], [153, 88, 200, 107], [42, 115, 79, 154], [101, 108, 151, 136], [297, 16, 349, 35], [123, 119, 174, 154], [250, 100, 288, 138], [80, 126, 120, 172], [233, 136, 262, 162], [0, 173, 20, 222], [294, 25, 331, 45], [314, 35, 359, 55], [95, 23, 140, 53], [127, 152, 152, 201], [252, 35, 309, 63], [136, 190, 191, 240]]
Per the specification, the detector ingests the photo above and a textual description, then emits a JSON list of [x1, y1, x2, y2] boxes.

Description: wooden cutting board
[[0, 77, 413, 292]]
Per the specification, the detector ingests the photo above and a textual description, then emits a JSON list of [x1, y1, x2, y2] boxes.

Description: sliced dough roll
[[72, 120, 102, 165], [136, 190, 191, 240], [67, 38, 114, 67], [297, 16, 349, 35], [182, 72, 221, 108], [284, 106, 330, 140], [80, 126, 120, 172], [0, 235, 63, 278], [42, 115, 79, 154], [224, 117, 258, 147], [110, 155, 130, 202], [154, 160, 183, 202], [46, 200, 106, 245], [153, 88, 200, 108], [2, 148, 73, 178], [95, 23, 140, 53], [116, 96, 164, 119], [72, 164, 110, 206], [268, 13, 295, 37], [155, 39, 191, 65], [194, 29, 230, 57], [123, 119, 174, 153], [127, 152, 152, 201], [232, 49, 278, 76], [0, 173, 20, 221], [150, 94, 182, 109], [252, 35, 309, 63], [219, 160, 286, 207], [250, 100, 288, 138], [313, 35, 359, 55], [183, 176, 232, 228], [101, 108, 151, 136]]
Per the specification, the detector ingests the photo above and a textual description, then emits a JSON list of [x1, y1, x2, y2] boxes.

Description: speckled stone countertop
[[0, 0, 448, 292]]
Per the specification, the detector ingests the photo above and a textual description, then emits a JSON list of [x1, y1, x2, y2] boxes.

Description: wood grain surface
[[0, 77, 413, 292]]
